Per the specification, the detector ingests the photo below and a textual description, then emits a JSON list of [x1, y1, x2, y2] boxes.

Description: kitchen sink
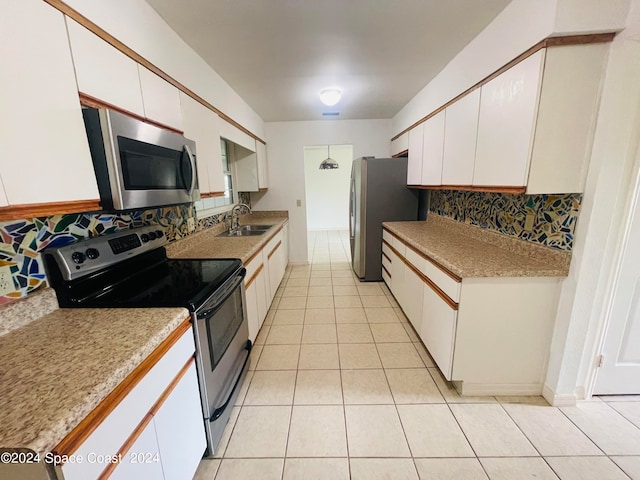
[[216, 224, 274, 237]]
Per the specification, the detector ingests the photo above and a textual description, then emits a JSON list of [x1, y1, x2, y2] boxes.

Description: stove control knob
[[85, 248, 100, 260], [71, 252, 86, 264], [155, 230, 164, 239], [140, 233, 150, 243], [148, 231, 157, 240]]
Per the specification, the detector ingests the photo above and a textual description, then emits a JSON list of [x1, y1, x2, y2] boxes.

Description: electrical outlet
[[187, 217, 196, 232], [0, 266, 15, 296], [296, 199, 302, 207]]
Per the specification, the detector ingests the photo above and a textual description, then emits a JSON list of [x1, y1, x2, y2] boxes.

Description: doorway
[[303, 144, 354, 231]]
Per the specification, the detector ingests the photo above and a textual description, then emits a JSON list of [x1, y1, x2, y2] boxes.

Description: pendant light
[[319, 145, 339, 170]]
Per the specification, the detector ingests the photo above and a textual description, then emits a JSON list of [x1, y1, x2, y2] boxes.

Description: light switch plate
[[187, 217, 196, 232], [0, 265, 15, 296], [296, 199, 302, 207]]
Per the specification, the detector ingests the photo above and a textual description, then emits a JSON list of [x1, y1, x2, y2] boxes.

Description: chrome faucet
[[230, 203, 252, 232]]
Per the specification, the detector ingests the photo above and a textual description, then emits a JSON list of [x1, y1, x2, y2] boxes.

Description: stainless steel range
[[43, 225, 250, 457]]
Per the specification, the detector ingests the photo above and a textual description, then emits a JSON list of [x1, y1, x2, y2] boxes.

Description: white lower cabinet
[[153, 363, 205, 480], [383, 228, 560, 395], [110, 420, 163, 480], [56, 326, 204, 480], [420, 283, 457, 380]]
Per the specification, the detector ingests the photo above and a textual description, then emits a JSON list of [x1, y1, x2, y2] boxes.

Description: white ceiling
[[146, 0, 512, 122]]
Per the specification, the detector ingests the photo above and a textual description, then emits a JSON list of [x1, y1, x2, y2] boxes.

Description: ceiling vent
[[322, 112, 340, 117]]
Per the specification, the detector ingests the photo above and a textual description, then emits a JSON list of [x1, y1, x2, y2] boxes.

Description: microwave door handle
[[183, 144, 197, 195]]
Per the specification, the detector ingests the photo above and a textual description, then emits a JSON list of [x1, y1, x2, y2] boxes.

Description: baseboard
[[542, 384, 578, 406], [460, 382, 543, 396], [287, 261, 310, 266]]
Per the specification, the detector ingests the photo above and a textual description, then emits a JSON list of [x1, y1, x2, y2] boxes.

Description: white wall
[[304, 145, 354, 231], [61, 0, 264, 139], [252, 119, 391, 264], [392, 0, 630, 137], [544, 1, 640, 404]]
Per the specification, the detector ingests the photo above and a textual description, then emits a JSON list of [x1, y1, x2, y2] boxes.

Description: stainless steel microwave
[[83, 107, 199, 211]]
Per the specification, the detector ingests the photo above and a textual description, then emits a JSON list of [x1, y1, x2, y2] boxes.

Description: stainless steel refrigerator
[[350, 157, 419, 281]]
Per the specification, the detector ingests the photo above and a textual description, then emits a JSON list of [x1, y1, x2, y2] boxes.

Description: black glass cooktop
[[53, 248, 242, 310]]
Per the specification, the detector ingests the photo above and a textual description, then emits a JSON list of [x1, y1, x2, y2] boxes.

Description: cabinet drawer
[[382, 266, 391, 287], [391, 236, 406, 257], [381, 251, 392, 272], [61, 326, 195, 480], [420, 284, 457, 380], [419, 257, 461, 303], [382, 229, 393, 244], [265, 228, 283, 256]]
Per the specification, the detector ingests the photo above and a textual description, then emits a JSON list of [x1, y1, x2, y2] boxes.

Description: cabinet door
[[442, 89, 480, 185], [0, 2, 99, 205], [421, 111, 445, 186], [268, 243, 284, 298], [66, 19, 144, 116], [389, 249, 405, 308], [139, 66, 184, 131], [407, 124, 424, 185], [391, 132, 409, 157], [420, 282, 457, 380], [180, 93, 224, 195], [282, 223, 290, 268], [473, 50, 544, 187], [109, 421, 163, 480], [255, 268, 269, 329], [154, 362, 207, 480], [256, 141, 269, 189], [245, 278, 260, 342], [234, 147, 259, 192], [403, 266, 425, 332]]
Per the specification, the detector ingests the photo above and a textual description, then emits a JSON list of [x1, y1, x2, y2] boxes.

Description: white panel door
[[139, 66, 184, 130], [154, 362, 207, 480], [66, 19, 144, 116], [421, 111, 445, 186], [0, 1, 99, 205], [442, 89, 481, 185], [473, 50, 545, 187], [594, 170, 640, 394], [109, 421, 163, 480], [407, 124, 424, 185]]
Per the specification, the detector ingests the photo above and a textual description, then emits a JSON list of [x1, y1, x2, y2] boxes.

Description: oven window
[[205, 285, 244, 369], [118, 136, 187, 190]]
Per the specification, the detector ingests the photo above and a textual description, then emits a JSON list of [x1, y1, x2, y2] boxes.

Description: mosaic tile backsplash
[[0, 195, 252, 305], [429, 190, 582, 251]]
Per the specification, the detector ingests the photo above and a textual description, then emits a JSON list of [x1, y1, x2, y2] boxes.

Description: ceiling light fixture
[[319, 88, 341, 106], [319, 145, 339, 170]]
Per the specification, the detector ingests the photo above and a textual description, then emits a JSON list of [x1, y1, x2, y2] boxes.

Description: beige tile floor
[[195, 231, 640, 480]]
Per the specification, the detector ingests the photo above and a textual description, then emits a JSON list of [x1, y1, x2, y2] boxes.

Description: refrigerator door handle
[[349, 178, 355, 239]]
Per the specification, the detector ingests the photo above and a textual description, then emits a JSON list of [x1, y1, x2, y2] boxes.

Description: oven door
[[191, 267, 250, 456], [95, 108, 199, 210]]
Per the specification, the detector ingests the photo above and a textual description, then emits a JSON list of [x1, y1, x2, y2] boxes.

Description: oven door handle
[[197, 269, 246, 319], [209, 340, 252, 422]]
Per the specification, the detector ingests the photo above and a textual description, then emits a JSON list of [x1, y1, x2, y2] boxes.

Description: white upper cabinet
[[391, 131, 409, 157], [66, 19, 145, 117], [139, 66, 184, 131], [421, 111, 445, 186], [256, 141, 269, 189], [473, 50, 545, 187], [407, 124, 424, 185], [180, 93, 224, 195], [442, 89, 480, 186], [0, 1, 99, 205]]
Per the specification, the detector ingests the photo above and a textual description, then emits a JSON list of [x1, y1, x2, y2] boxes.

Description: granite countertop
[[0, 303, 189, 456], [383, 215, 571, 278], [166, 211, 289, 262]]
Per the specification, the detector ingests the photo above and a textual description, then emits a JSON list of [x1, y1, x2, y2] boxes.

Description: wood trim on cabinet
[[408, 184, 527, 195], [200, 191, 225, 199], [245, 263, 264, 289], [267, 240, 282, 259], [244, 249, 263, 267], [97, 357, 195, 480], [390, 32, 616, 142], [382, 252, 391, 263], [391, 149, 408, 158], [402, 255, 459, 310], [383, 229, 462, 283], [78, 92, 183, 134], [258, 188, 269, 193], [52, 318, 192, 460], [0, 199, 101, 221], [45, 0, 266, 145], [382, 265, 391, 278]]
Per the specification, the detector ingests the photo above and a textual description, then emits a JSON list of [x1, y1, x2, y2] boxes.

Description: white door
[[594, 167, 640, 394]]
